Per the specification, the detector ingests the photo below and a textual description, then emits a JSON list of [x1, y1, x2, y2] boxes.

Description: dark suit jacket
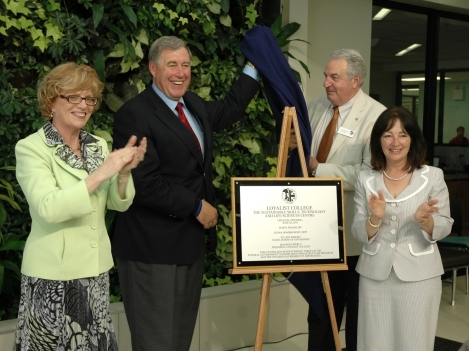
[[112, 73, 260, 265]]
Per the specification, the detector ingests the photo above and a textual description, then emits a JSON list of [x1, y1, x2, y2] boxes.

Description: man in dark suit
[[112, 36, 259, 351]]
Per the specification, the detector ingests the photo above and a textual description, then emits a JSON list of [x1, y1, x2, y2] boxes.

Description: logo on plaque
[[282, 188, 296, 204]]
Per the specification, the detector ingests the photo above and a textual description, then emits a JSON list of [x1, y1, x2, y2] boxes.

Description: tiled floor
[[235, 274, 469, 350]]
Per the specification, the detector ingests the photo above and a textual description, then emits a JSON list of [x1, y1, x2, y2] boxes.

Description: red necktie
[[176, 102, 202, 155], [316, 106, 339, 163]]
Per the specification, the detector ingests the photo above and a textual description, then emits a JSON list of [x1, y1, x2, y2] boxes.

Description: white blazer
[[308, 89, 386, 255], [352, 165, 453, 281]]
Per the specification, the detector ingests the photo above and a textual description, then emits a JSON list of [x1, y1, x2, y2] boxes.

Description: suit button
[[391, 215, 396, 220], [90, 241, 98, 248], [92, 205, 98, 212], [91, 223, 97, 229], [390, 243, 396, 248], [390, 229, 396, 235], [391, 203, 396, 207]]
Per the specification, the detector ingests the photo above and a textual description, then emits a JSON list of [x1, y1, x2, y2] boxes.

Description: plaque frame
[[230, 177, 347, 274]]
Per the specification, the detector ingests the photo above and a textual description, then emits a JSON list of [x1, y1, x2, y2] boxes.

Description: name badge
[[338, 127, 355, 138]]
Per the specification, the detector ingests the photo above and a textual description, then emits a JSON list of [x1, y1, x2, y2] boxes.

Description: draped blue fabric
[[241, 25, 312, 177], [241, 26, 328, 318]]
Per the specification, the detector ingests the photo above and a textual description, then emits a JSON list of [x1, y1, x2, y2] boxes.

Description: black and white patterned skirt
[[14, 272, 118, 351]]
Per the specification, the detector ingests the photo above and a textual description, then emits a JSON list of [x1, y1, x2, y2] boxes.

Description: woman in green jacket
[[13, 62, 146, 350]]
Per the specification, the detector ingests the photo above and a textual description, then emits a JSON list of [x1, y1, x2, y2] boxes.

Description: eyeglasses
[[59, 95, 99, 106]]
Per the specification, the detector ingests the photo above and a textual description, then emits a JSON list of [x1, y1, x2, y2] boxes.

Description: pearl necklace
[[383, 170, 408, 181]]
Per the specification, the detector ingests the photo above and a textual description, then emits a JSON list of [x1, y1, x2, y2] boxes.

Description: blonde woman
[[13, 62, 146, 350]]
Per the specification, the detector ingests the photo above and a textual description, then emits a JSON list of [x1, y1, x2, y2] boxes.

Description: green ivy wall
[[0, 0, 306, 320]]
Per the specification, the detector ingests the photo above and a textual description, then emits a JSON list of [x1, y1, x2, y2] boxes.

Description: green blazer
[[15, 128, 135, 281]]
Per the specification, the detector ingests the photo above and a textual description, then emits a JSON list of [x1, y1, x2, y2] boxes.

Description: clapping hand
[[369, 190, 386, 219], [119, 136, 147, 174], [414, 199, 439, 224]]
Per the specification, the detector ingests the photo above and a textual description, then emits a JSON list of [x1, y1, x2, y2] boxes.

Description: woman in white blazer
[[351, 106, 453, 351], [13, 63, 146, 350]]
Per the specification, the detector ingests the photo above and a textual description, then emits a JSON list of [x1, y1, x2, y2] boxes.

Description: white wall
[[285, 0, 375, 102]]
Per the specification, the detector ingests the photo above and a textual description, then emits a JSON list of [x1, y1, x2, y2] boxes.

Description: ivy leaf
[[45, 22, 63, 42], [239, 137, 260, 154], [107, 43, 125, 58], [189, 12, 198, 20], [132, 39, 144, 59], [179, 17, 188, 25], [0, 27, 7, 36], [214, 162, 225, 176], [120, 58, 139, 73], [219, 155, 233, 168], [168, 9, 178, 20], [152, 3, 165, 13], [245, 3, 258, 25], [33, 36, 51, 52], [5, 0, 30, 16], [191, 55, 201, 67], [92, 3, 104, 28], [120, 3, 137, 26], [135, 29, 149, 45], [4, 17, 19, 30], [47, 0, 61, 11], [136, 80, 145, 93], [17, 16, 33, 29], [93, 129, 113, 152], [195, 86, 211, 100], [207, 2, 221, 14], [212, 175, 222, 188], [28, 27, 43, 41], [219, 15, 232, 28]]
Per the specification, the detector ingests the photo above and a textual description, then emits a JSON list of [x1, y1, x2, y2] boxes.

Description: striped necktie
[[316, 106, 339, 163], [176, 102, 202, 155]]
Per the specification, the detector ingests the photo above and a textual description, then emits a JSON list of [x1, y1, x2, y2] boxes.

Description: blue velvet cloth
[[241, 26, 330, 318], [241, 25, 312, 177]]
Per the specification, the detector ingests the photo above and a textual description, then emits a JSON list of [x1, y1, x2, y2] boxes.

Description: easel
[[229, 107, 344, 351]]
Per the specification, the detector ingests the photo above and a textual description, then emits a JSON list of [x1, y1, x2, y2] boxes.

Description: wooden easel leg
[[321, 271, 342, 351], [254, 273, 272, 351]]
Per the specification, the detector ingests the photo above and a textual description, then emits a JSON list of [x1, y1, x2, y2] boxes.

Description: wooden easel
[[230, 107, 343, 351]]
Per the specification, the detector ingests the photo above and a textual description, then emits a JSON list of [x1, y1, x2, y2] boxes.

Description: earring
[[50, 111, 54, 119]]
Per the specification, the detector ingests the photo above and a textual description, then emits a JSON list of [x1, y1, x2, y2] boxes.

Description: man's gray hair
[[329, 48, 366, 86], [148, 36, 192, 64]]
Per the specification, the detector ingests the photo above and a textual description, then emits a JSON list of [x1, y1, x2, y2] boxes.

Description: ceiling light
[[401, 77, 451, 82], [396, 44, 422, 56], [373, 8, 391, 20]]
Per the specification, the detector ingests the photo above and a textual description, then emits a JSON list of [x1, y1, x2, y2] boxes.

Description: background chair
[[438, 197, 469, 305]]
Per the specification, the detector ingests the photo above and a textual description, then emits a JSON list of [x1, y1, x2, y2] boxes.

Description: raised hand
[[369, 190, 386, 220]]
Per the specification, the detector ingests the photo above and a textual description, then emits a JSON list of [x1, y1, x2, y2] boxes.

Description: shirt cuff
[[243, 65, 259, 81], [193, 199, 202, 216]]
